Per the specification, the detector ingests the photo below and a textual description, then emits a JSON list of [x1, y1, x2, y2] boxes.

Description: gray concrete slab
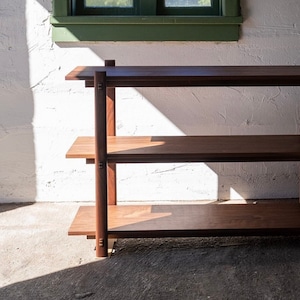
[[1, 202, 300, 299]]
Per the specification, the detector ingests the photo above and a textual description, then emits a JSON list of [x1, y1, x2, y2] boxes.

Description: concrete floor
[[1, 202, 300, 299]]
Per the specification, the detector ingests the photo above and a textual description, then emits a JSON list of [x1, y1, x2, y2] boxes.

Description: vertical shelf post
[[105, 60, 117, 206], [94, 71, 108, 257]]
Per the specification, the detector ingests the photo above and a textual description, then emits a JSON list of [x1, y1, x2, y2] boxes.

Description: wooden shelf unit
[[65, 62, 300, 257]]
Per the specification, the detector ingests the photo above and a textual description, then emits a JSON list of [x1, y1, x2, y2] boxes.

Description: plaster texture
[[1, 0, 300, 202]]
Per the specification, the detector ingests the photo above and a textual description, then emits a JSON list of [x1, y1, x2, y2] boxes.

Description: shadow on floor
[[0, 203, 34, 214], [1, 236, 300, 300]]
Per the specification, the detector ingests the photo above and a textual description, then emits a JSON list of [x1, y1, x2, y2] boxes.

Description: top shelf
[[65, 66, 300, 88]]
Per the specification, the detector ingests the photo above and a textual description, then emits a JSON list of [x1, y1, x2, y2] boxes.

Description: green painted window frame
[[51, 0, 242, 42]]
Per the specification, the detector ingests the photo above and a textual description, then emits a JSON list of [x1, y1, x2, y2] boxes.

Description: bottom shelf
[[69, 202, 300, 238]]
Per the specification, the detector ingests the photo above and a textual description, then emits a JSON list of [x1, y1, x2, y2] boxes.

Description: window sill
[[50, 15, 243, 42]]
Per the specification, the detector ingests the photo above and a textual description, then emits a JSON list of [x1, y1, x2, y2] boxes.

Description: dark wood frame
[[66, 61, 300, 257]]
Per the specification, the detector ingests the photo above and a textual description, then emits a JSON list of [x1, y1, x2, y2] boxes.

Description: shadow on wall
[[0, 1, 36, 202], [133, 87, 299, 201], [48, 0, 299, 201]]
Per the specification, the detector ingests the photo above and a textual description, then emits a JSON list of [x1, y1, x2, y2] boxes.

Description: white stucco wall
[[1, 0, 300, 203]]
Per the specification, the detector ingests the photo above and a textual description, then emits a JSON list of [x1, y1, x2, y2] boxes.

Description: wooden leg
[[94, 71, 108, 257], [105, 60, 117, 206]]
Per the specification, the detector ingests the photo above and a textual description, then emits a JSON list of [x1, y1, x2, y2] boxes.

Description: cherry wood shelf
[[66, 135, 300, 163], [69, 203, 300, 238]]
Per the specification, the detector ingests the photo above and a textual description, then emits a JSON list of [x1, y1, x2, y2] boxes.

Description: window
[[158, 0, 220, 16], [74, 0, 137, 15], [165, 0, 211, 6], [51, 0, 242, 42], [73, 0, 220, 16], [86, 0, 133, 6]]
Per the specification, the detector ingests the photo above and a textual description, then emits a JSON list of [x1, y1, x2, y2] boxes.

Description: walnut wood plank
[[65, 66, 300, 87], [66, 135, 300, 163], [69, 204, 300, 238]]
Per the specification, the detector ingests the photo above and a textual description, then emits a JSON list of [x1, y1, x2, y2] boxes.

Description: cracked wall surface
[[1, 0, 300, 202]]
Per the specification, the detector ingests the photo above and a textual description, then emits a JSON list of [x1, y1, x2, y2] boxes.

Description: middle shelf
[[66, 135, 300, 163]]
